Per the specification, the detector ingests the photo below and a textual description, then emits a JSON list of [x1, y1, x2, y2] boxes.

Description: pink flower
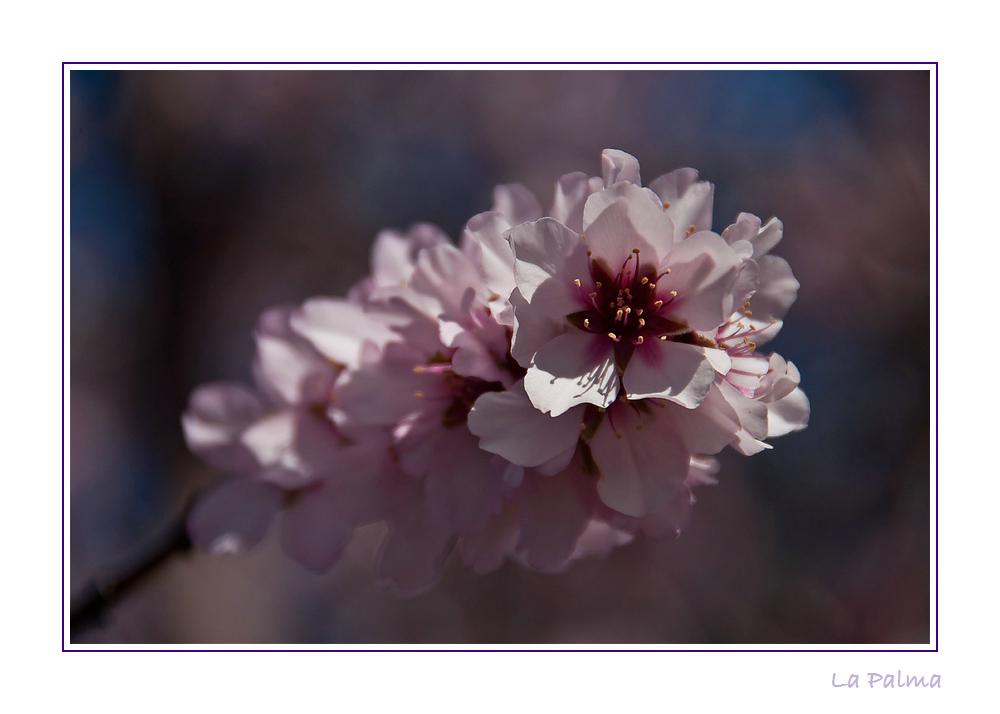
[[181, 149, 809, 593], [501, 152, 744, 418], [182, 304, 393, 571]]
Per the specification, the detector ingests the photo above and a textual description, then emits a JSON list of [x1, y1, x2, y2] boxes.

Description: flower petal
[[280, 492, 352, 572], [766, 387, 810, 437], [550, 171, 603, 234], [589, 403, 690, 517], [182, 383, 265, 472], [524, 331, 619, 416], [371, 223, 449, 288], [749, 255, 800, 323], [518, 468, 593, 572], [624, 340, 714, 408], [460, 211, 516, 300], [649, 167, 715, 241], [601, 148, 642, 186], [508, 217, 589, 314], [468, 380, 583, 467], [492, 183, 542, 225], [660, 231, 743, 331], [291, 298, 396, 369], [187, 477, 282, 555]]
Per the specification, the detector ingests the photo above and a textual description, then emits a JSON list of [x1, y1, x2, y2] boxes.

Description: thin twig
[[70, 496, 197, 637]]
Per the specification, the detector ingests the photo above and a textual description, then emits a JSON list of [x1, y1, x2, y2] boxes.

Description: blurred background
[[69, 69, 931, 645]]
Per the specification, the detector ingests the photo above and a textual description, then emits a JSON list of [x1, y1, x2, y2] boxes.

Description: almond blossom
[[181, 149, 809, 594]]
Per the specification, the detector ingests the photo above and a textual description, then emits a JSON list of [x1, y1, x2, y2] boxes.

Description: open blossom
[[181, 148, 809, 594]]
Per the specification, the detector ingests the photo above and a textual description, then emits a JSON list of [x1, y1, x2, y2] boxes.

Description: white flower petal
[[492, 183, 542, 225], [550, 171, 603, 234], [624, 340, 714, 408], [523, 331, 619, 416], [601, 148, 642, 186], [649, 167, 715, 241], [291, 298, 396, 369]]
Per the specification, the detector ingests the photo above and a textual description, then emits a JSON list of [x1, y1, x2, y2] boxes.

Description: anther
[[638, 318, 645, 327], [659, 335, 667, 341], [607, 332, 620, 342], [664, 268, 670, 274], [574, 279, 581, 287], [414, 390, 424, 399], [583, 318, 590, 328], [641, 277, 648, 285], [670, 290, 678, 297], [595, 281, 602, 288], [648, 283, 656, 290], [636, 308, 643, 315], [586, 250, 593, 256], [743, 310, 752, 317], [589, 292, 597, 298], [654, 300, 663, 308], [635, 335, 644, 345], [615, 309, 624, 320], [632, 248, 641, 254], [624, 306, 631, 314], [413, 366, 424, 374], [663, 201, 671, 208]]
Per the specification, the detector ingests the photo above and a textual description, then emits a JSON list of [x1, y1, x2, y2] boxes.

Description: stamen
[[670, 290, 678, 297], [607, 332, 620, 342], [573, 278, 581, 287], [654, 300, 663, 308], [638, 318, 645, 327], [636, 308, 643, 316], [414, 390, 424, 399], [662, 201, 671, 208], [595, 281, 602, 288], [648, 283, 656, 290], [659, 336, 667, 341], [640, 277, 648, 285], [634, 335, 644, 345], [583, 318, 590, 328], [632, 248, 640, 254]]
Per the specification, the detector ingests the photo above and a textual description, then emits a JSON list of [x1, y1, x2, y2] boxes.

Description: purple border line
[[63, 61, 937, 67], [61, 64, 66, 652], [62, 61, 939, 653], [934, 63, 939, 651]]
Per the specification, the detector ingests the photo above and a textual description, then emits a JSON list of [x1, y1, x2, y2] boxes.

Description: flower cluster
[[182, 150, 809, 594]]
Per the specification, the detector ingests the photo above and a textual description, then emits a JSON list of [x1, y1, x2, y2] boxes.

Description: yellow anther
[[648, 283, 656, 290], [583, 318, 590, 328], [414, 390, 424, 399], [574, 278, 581, 287], [670, 290, 678, 297], [636, 335, 644, 344], [663, 201, 671, 208], [595, 281, 602, 288], [413, 365, 424, 374], [638, 318, 645, 327], [659, 335, 667, 341], [654, 300, 664, 308]]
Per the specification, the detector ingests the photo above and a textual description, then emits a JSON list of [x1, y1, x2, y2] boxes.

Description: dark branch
[[70, 496, 196, 638]]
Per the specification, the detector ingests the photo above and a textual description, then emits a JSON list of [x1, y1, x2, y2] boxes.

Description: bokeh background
[[69, 69, 931, 645]]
